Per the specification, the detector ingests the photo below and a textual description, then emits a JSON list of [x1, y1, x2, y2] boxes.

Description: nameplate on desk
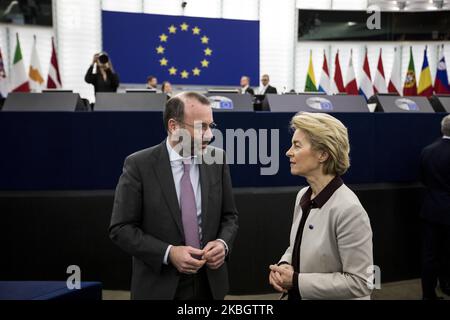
[[209, 96, 234, 110], [375, 95, 434, 113], [395, 98, 419, 111], [306, 97, 334, 111]]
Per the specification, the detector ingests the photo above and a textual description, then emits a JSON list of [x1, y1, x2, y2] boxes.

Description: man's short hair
[[147, 75, 156, 82], [441, 114, 450, 136], [163, 92, 211, 131]]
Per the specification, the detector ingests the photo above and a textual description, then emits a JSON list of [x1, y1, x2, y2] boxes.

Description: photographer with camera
[[85, 52, 120, 93]]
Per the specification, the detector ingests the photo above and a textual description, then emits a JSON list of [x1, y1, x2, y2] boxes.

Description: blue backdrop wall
[[0, 112, 444, 190]]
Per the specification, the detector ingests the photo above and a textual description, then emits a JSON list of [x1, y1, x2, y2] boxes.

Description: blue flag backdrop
[[102, 11, 259, 86]]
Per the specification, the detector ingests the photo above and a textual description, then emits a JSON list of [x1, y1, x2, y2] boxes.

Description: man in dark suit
[[259, 74, 277, 95], [109, 92, 239, 300], [239, 76, 254, 95], [420, 114, 450, 299]]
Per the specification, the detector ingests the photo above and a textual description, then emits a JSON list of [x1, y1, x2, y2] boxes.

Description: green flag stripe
[[13, 36, 23, 64], [408, 48, 414, 71], [305, 75, 317, 92]]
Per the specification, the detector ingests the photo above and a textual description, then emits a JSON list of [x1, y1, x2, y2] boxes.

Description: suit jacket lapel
[[154, 140, 184, 237]]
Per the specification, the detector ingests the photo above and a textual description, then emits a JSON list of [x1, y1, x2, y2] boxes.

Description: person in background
[[84, 52, 119, 93], [269, 112, 373, 300], [239, 76, 254, 95], [419, 114, 450, 300], [258, 74, 277, 95], [161, 81, 173, 98], [147, 75, 158, 90]]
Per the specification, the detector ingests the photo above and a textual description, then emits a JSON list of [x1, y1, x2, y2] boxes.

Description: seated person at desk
[[161, 81, 173, 98], [239, 76, 254, 95], [85, 52, 120, 93], [258, 74, 277, 94], [147, 75, 158, 90]]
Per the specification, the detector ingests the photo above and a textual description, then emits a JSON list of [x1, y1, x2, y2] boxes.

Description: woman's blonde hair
[[290, 112, 350, 176]]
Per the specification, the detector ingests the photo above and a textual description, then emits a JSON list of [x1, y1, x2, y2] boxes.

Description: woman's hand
[[269, 267, 286, 293], [269, 264, 294, 291], [92, 53, 99, 64]]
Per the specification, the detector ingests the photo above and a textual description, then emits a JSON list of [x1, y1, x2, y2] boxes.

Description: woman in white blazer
[[269, 112, 373, 300]]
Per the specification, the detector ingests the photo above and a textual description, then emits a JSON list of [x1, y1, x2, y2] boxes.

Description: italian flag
[[10, 33, 30, 92]]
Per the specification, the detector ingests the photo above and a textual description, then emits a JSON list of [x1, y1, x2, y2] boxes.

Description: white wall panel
[[222, 0, 259, 20], [296, 0, 332, 9], [260, 0, 296, 92], [143, 0, 183, 15], [183, 0, 222, 18], [332, 0, 368, 10], [56, 0, 101, 102], [101, 0, 142, 13]]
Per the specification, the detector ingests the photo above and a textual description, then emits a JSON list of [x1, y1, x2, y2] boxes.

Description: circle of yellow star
[[159, 58, 168, 66], [204, 48, 212, 56], [156, 46, 165, 54], [200, 59, 209, 68], [180, 22, 189, 31], [181, 70, 189, 79], [168, 67, 177, 75], [157, 25, 213, 79], [159, 33, 168, 42], [201, 36, 209, 44], [168, 25, 177, 34]]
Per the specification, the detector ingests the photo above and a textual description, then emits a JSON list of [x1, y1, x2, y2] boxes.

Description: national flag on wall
[[345, 50, 358, 95], [403, 47, 417, 96], [304, 50, 317, 92], [0, 47, 7, 97], [388, 47, 401, 95], [10, 33, 30, 92], [417, 46, 433, 97], [102, 11, 259, 85], [373, 48, 387, 94], [47, 37, 62, 89], [29, 36, 44, 92], [318, 50, 331, 94], [359, 48, 374, 100], [434, 45, 450, 94], [332, 50, 345, 93]]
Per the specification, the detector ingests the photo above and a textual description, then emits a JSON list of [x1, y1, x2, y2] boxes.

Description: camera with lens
[[98, 53, 109, 64]]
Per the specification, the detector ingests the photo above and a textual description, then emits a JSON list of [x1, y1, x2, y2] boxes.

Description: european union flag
[[102, 11, 259, 86]]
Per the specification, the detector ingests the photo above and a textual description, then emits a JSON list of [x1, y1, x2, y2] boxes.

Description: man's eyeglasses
[[177, 121, 217, 132]]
